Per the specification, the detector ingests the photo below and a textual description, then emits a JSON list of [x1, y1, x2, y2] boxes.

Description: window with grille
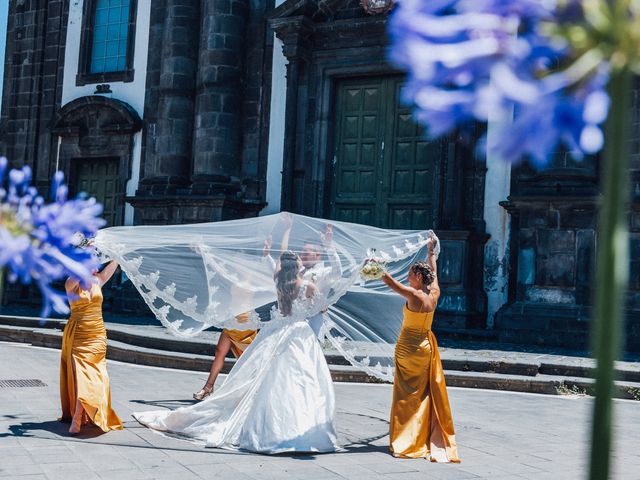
[[77, 0, 137, 85]]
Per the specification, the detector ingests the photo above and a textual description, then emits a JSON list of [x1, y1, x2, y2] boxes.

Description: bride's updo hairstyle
[[410, 261, 435, 291], [276, 251, 300, 316]]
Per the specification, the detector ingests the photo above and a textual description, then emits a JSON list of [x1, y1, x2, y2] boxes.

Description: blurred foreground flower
[[387, 0, 639, 166], [0, 157, 105, 316]]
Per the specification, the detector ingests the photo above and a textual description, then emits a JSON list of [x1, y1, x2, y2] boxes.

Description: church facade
[[1, 0, 639, 352]]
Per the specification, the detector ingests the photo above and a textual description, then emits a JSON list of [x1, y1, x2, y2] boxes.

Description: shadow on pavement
[[0, 419, 106, 439], [0, 420, 393, 459], [341, 443, 390, 454], [130, 398, 197, 409]]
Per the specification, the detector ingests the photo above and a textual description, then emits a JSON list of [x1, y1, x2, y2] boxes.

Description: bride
[[133, 250, 338, 454]]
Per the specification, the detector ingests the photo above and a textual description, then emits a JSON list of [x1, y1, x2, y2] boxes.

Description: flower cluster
[[388, 0, 621, 166], [360, 249, 387, 281], [0, 157, 105, 316]]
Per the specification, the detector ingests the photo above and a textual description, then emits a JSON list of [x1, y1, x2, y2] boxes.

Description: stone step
[[1, 323, 639, 399], [443, 370, 640, 399], [1, 314, 640, 382]]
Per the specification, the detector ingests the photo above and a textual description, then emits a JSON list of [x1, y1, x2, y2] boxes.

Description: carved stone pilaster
[[269, 16, 314, 210]]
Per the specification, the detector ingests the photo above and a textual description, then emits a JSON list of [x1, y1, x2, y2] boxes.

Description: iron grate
[[0, 379, 47, 388]]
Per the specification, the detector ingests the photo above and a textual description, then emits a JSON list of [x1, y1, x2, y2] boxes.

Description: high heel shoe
[[193, 384, 214, 401]]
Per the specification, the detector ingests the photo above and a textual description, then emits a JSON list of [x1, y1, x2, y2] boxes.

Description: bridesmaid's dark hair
[[410, 261, 435, 290], [276, 251, 300, 316]]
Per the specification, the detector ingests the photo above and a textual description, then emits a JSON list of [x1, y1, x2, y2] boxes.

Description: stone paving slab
[[1, 341, 640, 479]]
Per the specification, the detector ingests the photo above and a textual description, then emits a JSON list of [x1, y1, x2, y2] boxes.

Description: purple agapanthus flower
[[388, 0, 609, 165], [0, 157, 105, 317]]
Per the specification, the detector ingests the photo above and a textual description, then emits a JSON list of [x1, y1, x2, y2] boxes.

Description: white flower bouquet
[[360, 249, 386, 281]]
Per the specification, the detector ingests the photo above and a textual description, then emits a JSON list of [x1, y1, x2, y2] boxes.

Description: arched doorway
[[51, 95, 142, 226]]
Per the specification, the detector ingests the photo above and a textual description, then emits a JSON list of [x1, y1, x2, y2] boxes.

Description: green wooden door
[[331, 76, 442, 229], [74, 158, 120, 226]]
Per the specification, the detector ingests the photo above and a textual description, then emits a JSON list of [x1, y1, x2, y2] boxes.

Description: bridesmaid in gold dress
[[60, 260, 123, 434], [382, 238, 460, 462], [193, 314, 257, 401]]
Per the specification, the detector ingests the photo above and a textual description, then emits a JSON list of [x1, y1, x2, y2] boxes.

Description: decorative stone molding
[[52, 95, 142, 136], [360, 0, 394, 15], [94, 84, 113, 94], [269, 16, 314, 64]]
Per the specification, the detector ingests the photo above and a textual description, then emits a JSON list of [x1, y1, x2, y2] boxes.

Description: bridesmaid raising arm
[[381, 237, 460, 462], [382, 237, 440, 314], [60, 260, 123, 434]]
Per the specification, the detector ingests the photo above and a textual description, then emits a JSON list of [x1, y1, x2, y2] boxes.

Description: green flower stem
[[0, 268, 4, 306], [589, 66, 631, 480]]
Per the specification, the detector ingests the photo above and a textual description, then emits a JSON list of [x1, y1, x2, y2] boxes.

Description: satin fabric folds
[[224, 328, 257, 357], [390, 305, 459, 462], [60, 284, 123, 432], [134, 317, 338, 454], [223, 312, 257, 358]]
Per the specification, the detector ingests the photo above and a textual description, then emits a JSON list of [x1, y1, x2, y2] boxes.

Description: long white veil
[[94, 213, 439, 382]]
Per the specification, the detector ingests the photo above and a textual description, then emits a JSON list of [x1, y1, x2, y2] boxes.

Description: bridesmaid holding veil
[[60, 260, 123, 434], [382, 237, 460, 462]]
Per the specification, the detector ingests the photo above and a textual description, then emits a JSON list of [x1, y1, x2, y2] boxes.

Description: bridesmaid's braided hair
[[276, 251, 300, 316], [410, 261, 435, 290]]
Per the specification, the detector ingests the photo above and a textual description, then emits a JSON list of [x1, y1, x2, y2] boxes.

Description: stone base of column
[[436, 288, 488, 330], [495, 302, 640, 353], [189, 174, 241, 196], [137, 176, 191, 196], [128, 193, 265, 225], [494, 302, 591, 350], [435, 230, 489, 330]]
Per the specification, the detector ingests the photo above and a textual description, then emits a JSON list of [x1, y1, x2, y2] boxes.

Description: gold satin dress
[[389, 304, 460, 462], [60, 283, 123, 432], [223, 311, 257, 358]]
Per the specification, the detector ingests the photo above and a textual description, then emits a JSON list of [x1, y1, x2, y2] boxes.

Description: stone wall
[[0, 0, 69, 185], [0, 1, 70, 310]]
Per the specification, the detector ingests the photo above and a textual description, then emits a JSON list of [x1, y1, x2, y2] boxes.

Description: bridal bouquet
[[360, 249, 386, 281]]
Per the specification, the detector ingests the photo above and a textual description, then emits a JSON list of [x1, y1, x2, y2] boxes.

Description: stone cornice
[[269, 15, 314, 63], [500, 195, 601, 213]]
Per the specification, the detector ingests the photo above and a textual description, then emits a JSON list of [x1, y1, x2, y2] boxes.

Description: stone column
[[140, 0, 199, 193], [191, 0, 249, 190]]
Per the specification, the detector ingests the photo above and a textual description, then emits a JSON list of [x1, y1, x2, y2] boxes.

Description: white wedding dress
[[133, 282, 338, 454]]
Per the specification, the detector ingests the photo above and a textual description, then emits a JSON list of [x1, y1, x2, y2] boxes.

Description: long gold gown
[[223, 311, 257, 358], [389, 304, 460, 462], [60, 283, 123, 432]]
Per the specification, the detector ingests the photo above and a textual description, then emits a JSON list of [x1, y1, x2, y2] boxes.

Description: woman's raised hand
[[426, 235, 438, 256], [262, 234, 273, 257], [281, 212, 293, 230]]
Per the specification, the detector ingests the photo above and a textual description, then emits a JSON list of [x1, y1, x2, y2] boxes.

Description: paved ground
[[1, 342, 639, 480]]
